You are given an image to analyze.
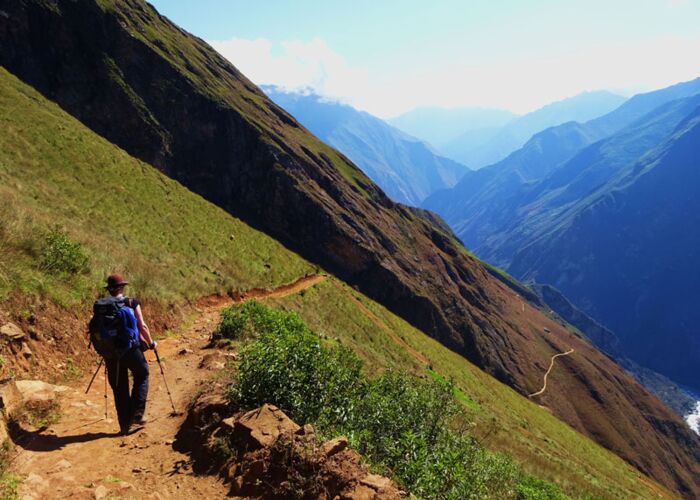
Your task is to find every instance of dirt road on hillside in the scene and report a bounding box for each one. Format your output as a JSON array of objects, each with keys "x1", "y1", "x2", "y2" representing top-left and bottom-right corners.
[
  {"x1": 9, "y1": 275, "x2": 325, "y2": 499},
  {"x1": 528, "y1": 349, "x2": 574, "y2": 398}
]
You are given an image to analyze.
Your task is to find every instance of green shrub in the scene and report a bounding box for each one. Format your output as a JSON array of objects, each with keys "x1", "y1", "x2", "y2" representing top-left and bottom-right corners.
[
  {"x1": 516, "y1": 475, "x2": 567, "y2": 499},
  {"x1": 0, "y1": 472, "x2": 21, "y2": 500},
  {"x1": 39, "y1": 227, "x2": 89, "y2": 275},
  {"x1": 336, "y1": 372, "x2": 519, "y2": 499},
  {"x1": 231, "y1": 301, "x2": 363, "y2": 425},
  {"x1": 214, "y1": 300, "x2": 306, "y2": 341},
  {"x1": 231, "y1": 301, "x2": 563, "y2": 499}
]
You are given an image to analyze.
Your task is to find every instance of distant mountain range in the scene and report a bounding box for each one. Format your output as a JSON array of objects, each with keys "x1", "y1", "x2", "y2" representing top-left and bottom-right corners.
[
  {"x1": 388, "y1": 106, "x2": 516, "y2": 149},
  {"x1": 262, "y1": 87, "x2": 469, "y2": 205},
  {"x1": 425, "y1": 77, "x2": 700, "y2": 393},
  {"x1": 444, "y1": 91, "x2": 627, "y2": 168}
]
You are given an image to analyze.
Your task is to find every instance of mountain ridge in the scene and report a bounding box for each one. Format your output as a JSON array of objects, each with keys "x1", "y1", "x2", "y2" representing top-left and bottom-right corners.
[
  {"x1": 262, "y1": 86, "x2": 469, "y2": 205},
  {"x1": 442, "y1": 90, "x2": 627, "y2": 168},
  {"x1": 426, "y1": 84, "x2": 700, "y2": 396},
  {"x1": 389, "y1": 106, "x2": 517, "y2": 149}
]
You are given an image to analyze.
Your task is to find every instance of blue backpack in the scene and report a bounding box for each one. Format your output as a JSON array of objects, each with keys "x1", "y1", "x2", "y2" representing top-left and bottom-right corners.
[{"x1": 89, "y1": 296, "x2": 139, "y2": 360}]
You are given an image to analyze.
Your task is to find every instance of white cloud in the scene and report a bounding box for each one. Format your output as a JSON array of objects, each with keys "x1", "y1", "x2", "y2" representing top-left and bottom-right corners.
[
  {"x1": 209, "y1": 35, "x2": 700, "y2": 118},
  {"x1": 209, "y1": 37, "x2": 371, "y2": 107}
]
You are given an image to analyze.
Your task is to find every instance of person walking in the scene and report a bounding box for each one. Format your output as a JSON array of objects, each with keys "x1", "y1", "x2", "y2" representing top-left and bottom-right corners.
[{"x1": 92, "y1": 273, "x2": 157, "y2": 435}]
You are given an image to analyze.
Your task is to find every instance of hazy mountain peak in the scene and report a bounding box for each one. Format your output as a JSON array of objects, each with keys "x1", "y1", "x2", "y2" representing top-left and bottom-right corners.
[
  {"x1": 442, "y1": 90, "x2": 627, "y2": 168},
  {"x1": 263, "y1": 86, "x2": 470, "y2": 205}
]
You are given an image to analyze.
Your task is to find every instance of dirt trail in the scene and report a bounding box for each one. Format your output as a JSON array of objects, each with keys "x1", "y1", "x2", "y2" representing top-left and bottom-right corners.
[
  {"x1": 528, "y1": 349, "x2": 574, "y2": 398},
  {"x1": 9, "y1": 275, "x2": 324, "y2": 499},
  {"x1": 233, "y1": 274, "x2": 326, "y2": 302}
]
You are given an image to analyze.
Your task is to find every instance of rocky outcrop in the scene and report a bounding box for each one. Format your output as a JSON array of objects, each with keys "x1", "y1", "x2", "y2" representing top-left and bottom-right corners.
[
  {"x1": 0, "y1": 323, "x2": 25, "y2": 341},
  {"x1": 181, "y1": 391, "x2": 402, "y2": 499}
]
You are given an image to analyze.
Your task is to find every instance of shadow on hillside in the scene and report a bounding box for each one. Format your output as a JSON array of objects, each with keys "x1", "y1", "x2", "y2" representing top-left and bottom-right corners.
[{"x1": 8, "y1": 419, "x2": 120, "y2": 452}]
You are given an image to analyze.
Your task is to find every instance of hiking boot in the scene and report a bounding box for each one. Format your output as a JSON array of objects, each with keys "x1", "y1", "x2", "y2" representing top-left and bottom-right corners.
[{"x1": 132, "y1": 415, "x2": 147, "y2": 426}]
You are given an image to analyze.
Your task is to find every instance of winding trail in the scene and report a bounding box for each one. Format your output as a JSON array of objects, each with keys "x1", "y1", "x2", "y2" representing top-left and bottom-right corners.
[
  {"x1": 9, "y1": 275, "x2": 324, "y2": 499},
  {"x1": 528, "y1": 348, "x2": 574, "y2": 398}
]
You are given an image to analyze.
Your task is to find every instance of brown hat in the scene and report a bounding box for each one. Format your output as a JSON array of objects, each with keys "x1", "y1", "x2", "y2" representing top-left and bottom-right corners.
[{"x1": 106, "y1": 273, "x2": 129, "y2": 290}]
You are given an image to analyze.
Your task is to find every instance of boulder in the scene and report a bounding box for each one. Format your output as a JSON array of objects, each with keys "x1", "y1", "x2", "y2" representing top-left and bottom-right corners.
[
  {"x1": 0, "y1": 322, "x2": 24, "y2": 341},
  {"x1": 187, "y1": 388, "x2": 229, "y2": 428},
  {"x1": 0, "y1": 380, "x2": 23, "y2": 416},
  {"x1": 232, "y1": 404, "x2": 299, "y2": 449},
  {"x1": 93, "y1": 484, "x2": 110, "y2": 500},
  {"x1": 361, "y1": 474, "x2": 394, "y2": 491},
  {"x1": 15, "y1": 380, "x2": 68, "y2": 407},
  {"x1": 199, "y1": 352, "x2": 226, "y2": 371},
  {"x1": 320, "y1": 436, "x2": 348, "y2": 457}
]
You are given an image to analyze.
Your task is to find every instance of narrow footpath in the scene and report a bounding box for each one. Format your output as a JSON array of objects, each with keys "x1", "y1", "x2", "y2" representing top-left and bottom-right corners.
[
  {"x1": 10, "y1": 275, "x2": 325, "y2": 499},
  {"x1": 528, "y1": 349, "x2": 574, "y2": 398}
]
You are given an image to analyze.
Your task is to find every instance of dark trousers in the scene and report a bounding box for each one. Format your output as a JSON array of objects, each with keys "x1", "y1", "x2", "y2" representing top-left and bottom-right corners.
[{"x1": 106, "y1": 347, "x2": 149, "y2": 432}]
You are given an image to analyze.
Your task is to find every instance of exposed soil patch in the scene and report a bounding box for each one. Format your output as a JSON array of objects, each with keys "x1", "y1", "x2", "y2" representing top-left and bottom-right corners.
[{"x1": 181, "y1": 392, "x2": 402, "y2": 499}]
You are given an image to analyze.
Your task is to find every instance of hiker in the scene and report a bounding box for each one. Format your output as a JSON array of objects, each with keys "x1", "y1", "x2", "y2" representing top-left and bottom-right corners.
[{"x1": 90, "y1": 274, "x2": 157, "y2": 435}]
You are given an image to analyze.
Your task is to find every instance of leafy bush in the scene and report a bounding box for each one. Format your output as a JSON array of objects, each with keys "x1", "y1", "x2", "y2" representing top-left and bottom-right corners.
[
  {"x1": 230, "y1": 301, "x2": 363, "y2": 425},
  {"x1": 39, "y1": 227, "x2": 89, "y2": 274},
  {"x1": 336, "y1": 372, "x2": 520, "y2": 499},
  {"x1": 516, "y1": 476, "x2": 568, "y2": 499},
  {"x1": 230, "y1": 301, "x2": 565, "y2": 499},
  {"x1": 214, "y1": 300, "x2": 306, "y2": 342}
]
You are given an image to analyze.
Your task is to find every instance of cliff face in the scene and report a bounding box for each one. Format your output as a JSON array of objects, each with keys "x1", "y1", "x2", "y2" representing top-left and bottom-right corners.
[{"x1": 1, "y1": 0, "x2": 699, "y2": 493}]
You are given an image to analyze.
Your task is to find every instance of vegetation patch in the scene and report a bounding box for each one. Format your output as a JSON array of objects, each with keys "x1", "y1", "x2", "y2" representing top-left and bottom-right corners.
[
  {"x1": 222, "y1": 301, "x2": 566, "y2": 499},
  {"x1": 267, "y1": 279, "x2": 661, "y2": 498},
  {"x1": 0, "y1": 471, "x2": 21, "y2": 500},
  {"x1": 39, "y1": 227, "x2": 89, "y2": 275},
  {"x1": 12, "y1": 399, "x2": 62, "y2": 430},
  {"x1": 0, "y1": 440, "x2": 20, "y2": 500}
]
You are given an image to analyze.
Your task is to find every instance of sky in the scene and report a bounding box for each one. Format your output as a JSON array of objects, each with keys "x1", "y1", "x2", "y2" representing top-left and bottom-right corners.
[{"x1": 149, "y1": 0, "x2": 700, "y2": 118}]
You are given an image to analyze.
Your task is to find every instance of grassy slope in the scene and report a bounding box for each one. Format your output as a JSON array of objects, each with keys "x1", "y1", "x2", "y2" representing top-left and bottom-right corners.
[
  {"x1": 268, "y1": 279, "x2": 667, "y2": 499},
  {"x1": 0, "y1": 68, "x2": 669, "y2": 498},
  {"x1": 0, "y1": 67, "x2": 313, "y2": 306}
]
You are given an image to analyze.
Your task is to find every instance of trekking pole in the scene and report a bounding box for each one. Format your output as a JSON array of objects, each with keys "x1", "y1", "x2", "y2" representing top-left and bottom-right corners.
[
  {"x1": 153, "y1": 347, "x2": 180, "y2": 416},
  {"x1": 85, "y1": 358, "x2": 104, "y2": 394},
  {"x1": 104, "y1": 364, "x2": 108, "y2": 420}
]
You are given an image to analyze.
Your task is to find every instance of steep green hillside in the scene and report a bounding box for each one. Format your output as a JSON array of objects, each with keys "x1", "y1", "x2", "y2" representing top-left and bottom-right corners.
[
  {"x1": 0, "y1": 66, "x2": 313, "y2": 307},
  {"x1": 0, "y1": 66, "x2": 677, "y2": 499},
  {"x1": 266, "y1": 279, "x2": 669, "y2": 499}
]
